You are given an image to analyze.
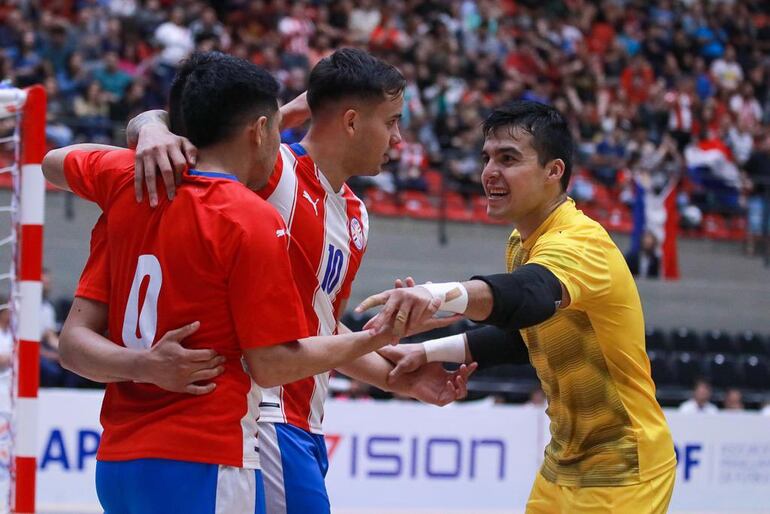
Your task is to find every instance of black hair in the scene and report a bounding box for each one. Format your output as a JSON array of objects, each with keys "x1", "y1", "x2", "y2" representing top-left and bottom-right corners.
[
  {"x1": 482, "y1": 101, "x2": 574, "y2": 191},
  {"x1": 168, "y1": 52, "x2": 279, "y2": 148},
  {"x1": 307, "y1": 48, "x2": 405, "y2": 113}
]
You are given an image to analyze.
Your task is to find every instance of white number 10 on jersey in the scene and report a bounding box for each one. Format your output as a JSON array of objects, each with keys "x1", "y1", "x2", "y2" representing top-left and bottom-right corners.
[{"x1": 122, "y1": 254, "x2": 163, "y2": 350}]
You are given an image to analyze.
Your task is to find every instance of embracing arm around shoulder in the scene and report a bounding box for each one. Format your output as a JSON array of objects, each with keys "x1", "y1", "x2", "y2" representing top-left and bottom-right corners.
[{"x1": 42, "y1": 143, "x2": 124, "y2": 191}]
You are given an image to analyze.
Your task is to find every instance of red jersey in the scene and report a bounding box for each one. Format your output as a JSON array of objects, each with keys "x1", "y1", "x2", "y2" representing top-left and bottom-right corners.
[
  {"x1": 257, "y1": 143, "x2": 368, "y2": 433},
  {"x1": 65, "y1": 149, "x2": 308, "y2": 468}
]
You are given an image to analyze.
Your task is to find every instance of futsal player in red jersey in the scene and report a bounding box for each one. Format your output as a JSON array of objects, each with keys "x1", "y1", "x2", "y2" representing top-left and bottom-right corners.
[
  {"x1": 126, "y1": 49, "x2": 475, "y2": 514},
  {"x1": 43, "y1": 52, "x2": 403, "y2": 514}
]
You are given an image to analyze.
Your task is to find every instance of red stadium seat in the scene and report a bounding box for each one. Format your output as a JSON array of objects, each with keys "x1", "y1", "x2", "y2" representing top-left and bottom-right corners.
[
  {"x1": 400, "y1": 190, "x2": 438, "y2": 220},
  {"x1": 365, "y1": 187, "x2": 401, "y2": 217}
]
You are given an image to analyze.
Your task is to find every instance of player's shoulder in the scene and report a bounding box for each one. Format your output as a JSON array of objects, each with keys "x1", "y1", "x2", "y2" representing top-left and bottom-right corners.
[
  {"x1": 70, "y1": 147, "x2": 134, "y2": 169},
  {"x1": 205, "y1": 183, "x2": 285, "y2": 237},
  {"x1": 547, "y1": 205, "x2": 611, "y2": 244}
]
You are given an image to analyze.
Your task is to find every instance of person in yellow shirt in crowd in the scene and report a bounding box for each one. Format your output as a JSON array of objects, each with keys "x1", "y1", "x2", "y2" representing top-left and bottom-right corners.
[{"x1": 360, "y1": 101, "x2": 676, "y2": 513}]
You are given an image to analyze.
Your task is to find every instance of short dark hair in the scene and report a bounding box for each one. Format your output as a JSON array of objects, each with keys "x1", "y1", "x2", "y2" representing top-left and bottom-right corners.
[
  {"x1": 168, "y1": 52, "x2": 279, "y2": 148},
  {"x1": 482, "y1": 101, "x2": 574, "y2": 191},
  {"x1": 307, "y1": 48, "x2": 405, "y2": 113}
]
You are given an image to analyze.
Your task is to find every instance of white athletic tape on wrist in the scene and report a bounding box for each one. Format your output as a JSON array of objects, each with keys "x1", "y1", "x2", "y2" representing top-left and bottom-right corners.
[
  {"x1": 423, "y1": 334, "x2": 466, "y2": 363},
  {"x1": 420, "y1": 282, "x2": 469, "y2": 314}
]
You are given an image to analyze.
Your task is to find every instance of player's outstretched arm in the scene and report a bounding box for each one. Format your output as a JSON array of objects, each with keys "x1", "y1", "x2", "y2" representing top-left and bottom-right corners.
[
  {"x1": 379, "y1": 326, "x2": 529, "y2": 384},
  {"x1": 356, "y1": 279, "x2": 494, "y2": 335},
  {"x1": 60, "y1": 297, "x2": 225, "y2": 394},
  {"x1": 243, "y1": 320, "x2": 405, "y2": 389},
  {"x1": 357, "y1": 265, "x2": 569, "y2": 335},
  {"x1": 42, "y1": 143, "x2": 125, "y2": 192},
  {"x1": 334, "y1": 322, "x2": 474, "y2": 406}
]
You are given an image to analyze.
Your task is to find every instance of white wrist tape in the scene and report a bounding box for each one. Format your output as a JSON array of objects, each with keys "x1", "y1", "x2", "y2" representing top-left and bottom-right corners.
[
  {"x1": 423, "y1": 334, "x2": 466, "y2": 364},
  {"x1": 420, "y1": 282, "x2": 469, "y2": 314}
]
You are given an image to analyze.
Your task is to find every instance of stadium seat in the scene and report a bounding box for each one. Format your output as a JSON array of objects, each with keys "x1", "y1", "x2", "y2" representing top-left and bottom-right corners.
[
  {"x1": 645, "y1": 328, "x2": 669, "y2": 352},
  {"x1": 443, "y1": 191, "x2": 475, "y2": 223},
  {"x1": 670, "y1": 328, "x2": 704, "y2": 353},
  {"x1": 648, "y1": 350, "x2": 675, "y2": 386},
  {"x1": 742, "y1": 356, "x2": 770, "y2": 390},
  {"x1": 400, "y1": 191, "x2": 438, "y2": 220},
  {"x1": 703, "y1": 329, "x2": 737, "y2": 354},
  {"x1": 736, "y1": 331, "x2": 768, "y2": 357},
  {"x1": 703, "y1": 214, "x2": 731, "y2": 240},
  {"x1": 423, "y1": 169, "x2": 443, "y2": 195},
  {"x1": 707, "y1": 353, "x2": 741, "y2": 389},
  {"x1": 365, "y1": 188, "x2": 401, "y2": 217},
  {"x1": 672, "y1": 352, "x2": 704, "y2": 388}
]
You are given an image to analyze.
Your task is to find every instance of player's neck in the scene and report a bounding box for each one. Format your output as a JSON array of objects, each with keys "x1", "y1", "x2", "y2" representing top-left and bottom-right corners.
[
  {"x1": 194, "y1": 148, "x2": 253, "y2": 189},
  {"x1": 301, "y1": 131, "x2": 349, "y2": 193},
  {"x1": 516, "y1": 193, "x2": 568, "y2": 242}
]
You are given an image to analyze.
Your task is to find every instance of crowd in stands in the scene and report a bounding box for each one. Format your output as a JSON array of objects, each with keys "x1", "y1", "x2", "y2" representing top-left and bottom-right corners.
[{"x1": 2, "y1": 0, "x2": 770, "y2": 257}]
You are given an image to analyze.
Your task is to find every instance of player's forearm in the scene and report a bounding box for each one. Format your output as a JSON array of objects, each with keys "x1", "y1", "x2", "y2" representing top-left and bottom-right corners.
[
  {"x1": 279, "y1": 92, "x2": 310, "y2": 129},
  {"x1": 245, "y1": 331, "x2": 390, "y2": 388},
  {"x1": 42, "y1": 144, "x2": 124, "y2": 191},
  {"x1": 126, "y1": 110, "x2": 170, "y2": 148},
  {"x1": 335, "y1": 351, "x2": 396, "y2": 392},
  {"x1": 459, "y1": 279, "x2": 495, "y2": 320},
  {"x1": 59, "y1": 326, "x2": 143, "y2": 383}
]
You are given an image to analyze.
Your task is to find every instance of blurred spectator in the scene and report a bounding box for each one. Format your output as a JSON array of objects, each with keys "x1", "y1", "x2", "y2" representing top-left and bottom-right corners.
[
  {"x1": 278, "y1": 2, "x2": 315, "y2": 68},
  {"x1": 190, "y1": 7, "x2": 231, "y2": 52},
  {"x1": 93, "y1": 51, "x2": 133, "y2": 102},
  {"x1": 349, "y1": 0, "x2": 382, "y2": 42},
  {"x1": 710, "y1": 46, "x2": 743, "y2": 93},
  {"x1": 590, "y1": 127, "x2": 627, "y2": 186},
  {"x1": 743, "y1": 132, "x2": 770, "y2": 256},
  {"x1": 445, "y1": 129, "x2": 483, "y2": 201},
  {"x1": 393, "y1": 128, "x2": 428, "y2": 193},
  {"x1": 722, "y1": 388, "x2": 744, "y2": 411},
  {"x1": 44, "y1": 77, "x2": 74, "y2": 148},
  {"x1": 525, "y1": 387, "x2": 546, "y2": 408},
  {"x1": 626, "y1": 230, "x2": 660, "y2": 279},
  {"x1": 154, "y1": 7, "x2": 193, "y2": 67},
  {"x1": 679, "y1": 379, "x2": 718, "y2": 414},
  {"x1": 73, "y1": 81, "x2": 112, "y2": 142},
  {"x1": 39, "y1": 269, "x2": 63, "y2": 388}
]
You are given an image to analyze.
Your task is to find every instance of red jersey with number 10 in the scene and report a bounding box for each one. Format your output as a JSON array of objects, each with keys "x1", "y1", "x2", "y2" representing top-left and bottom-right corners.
[
  {"x1": 256, "y1": 143, "x2": 369, "y2": 434},
  {"x1": 65, "y1": 149, "x2": 308, "y2": 468}
]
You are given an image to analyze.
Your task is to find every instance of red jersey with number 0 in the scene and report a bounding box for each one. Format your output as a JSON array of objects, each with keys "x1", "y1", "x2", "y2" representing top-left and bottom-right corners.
[{"x1": 65, "y1": 149, "x2": 308, "y2": 468}]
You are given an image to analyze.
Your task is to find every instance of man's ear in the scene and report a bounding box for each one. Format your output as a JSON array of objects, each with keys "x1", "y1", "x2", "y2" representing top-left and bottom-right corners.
[
  {"x1": 546, "y1": 158, "x2": 565, "y2": 185},
  {"x1": 343, "y1": 109, "x2": 357, "y2": 137}
]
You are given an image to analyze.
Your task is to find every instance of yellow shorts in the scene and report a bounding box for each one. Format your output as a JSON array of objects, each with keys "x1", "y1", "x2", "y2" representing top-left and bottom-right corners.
[{"x1": 525, "y1": 467, "x2": 676, "y2": 514}]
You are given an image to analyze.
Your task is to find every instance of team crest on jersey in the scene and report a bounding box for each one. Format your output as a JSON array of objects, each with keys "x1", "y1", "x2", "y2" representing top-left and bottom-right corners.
[{"x1": 350, "y1": 217, "x2": 364, "y2": 250}]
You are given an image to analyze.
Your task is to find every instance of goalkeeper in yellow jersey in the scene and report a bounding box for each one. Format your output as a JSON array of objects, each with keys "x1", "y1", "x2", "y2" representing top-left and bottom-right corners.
[{"x1": 358, "y1": 101, "x2": 676, "y2": 513}]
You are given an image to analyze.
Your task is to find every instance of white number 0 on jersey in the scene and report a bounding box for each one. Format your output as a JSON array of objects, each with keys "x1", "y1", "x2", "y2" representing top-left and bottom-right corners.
[{"x1": 122, "y1": 254, "x2": 163, "y2": 350}]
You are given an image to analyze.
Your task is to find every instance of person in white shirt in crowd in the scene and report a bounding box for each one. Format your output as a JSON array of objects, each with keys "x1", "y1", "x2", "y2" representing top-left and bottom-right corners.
[
  {"x1": 154, "y1": 7, "x2": 193, "y2": 67},
  {"x1": 709, "y1": 45, "x2": 743, "y2": 92},
  {"x1": 679, "y1": 378, "x2": 719, "y2": 414},
  {"x1": 727, "y1": 117, "x2": 754, "y2": 166}
]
